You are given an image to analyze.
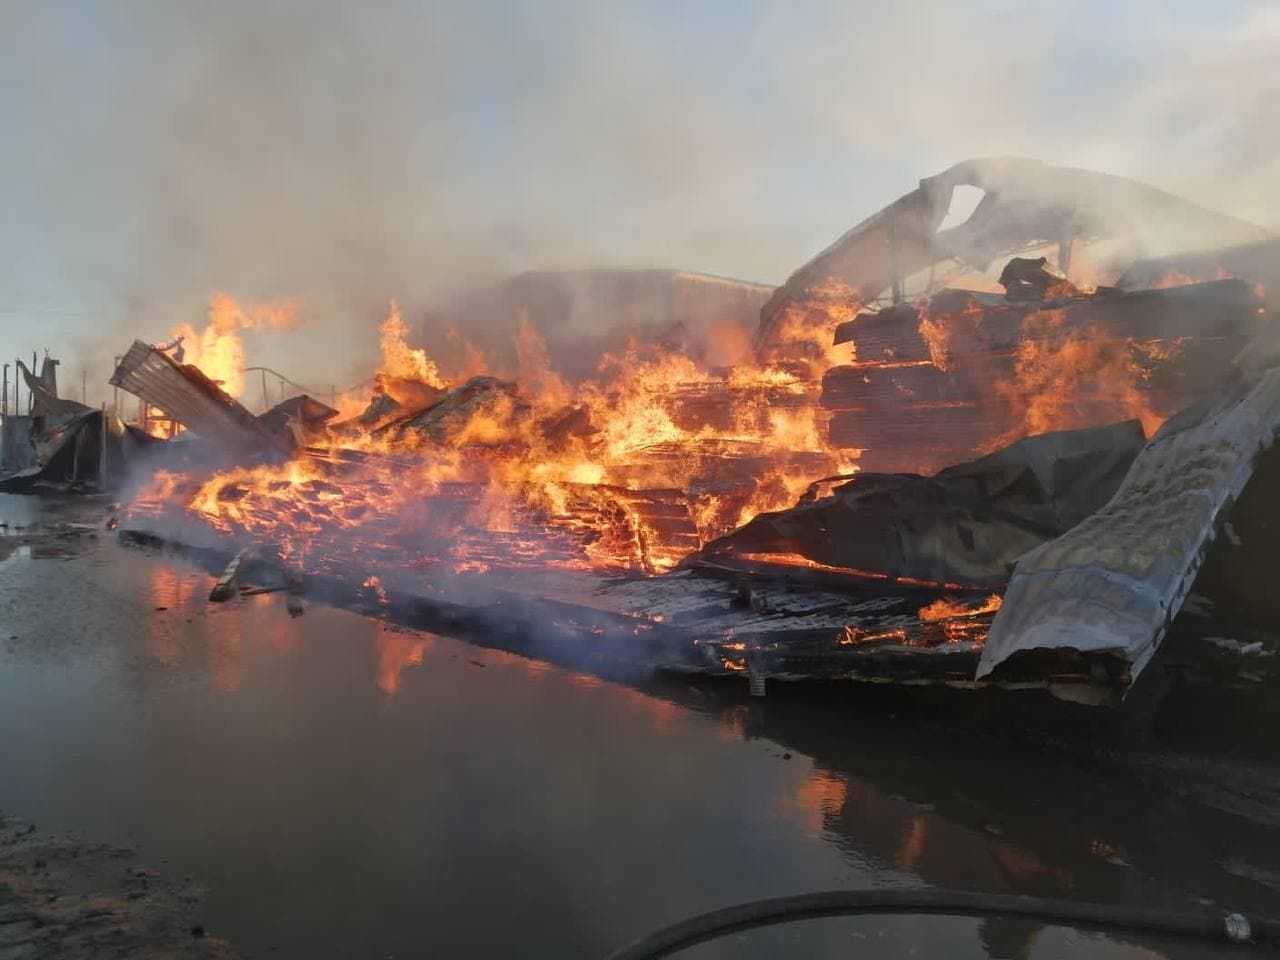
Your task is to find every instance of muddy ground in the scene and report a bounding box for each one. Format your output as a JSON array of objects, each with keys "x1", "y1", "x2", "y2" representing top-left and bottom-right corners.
[{"x1": 0, "y1": 813, "x2": 236, "y2": 959}]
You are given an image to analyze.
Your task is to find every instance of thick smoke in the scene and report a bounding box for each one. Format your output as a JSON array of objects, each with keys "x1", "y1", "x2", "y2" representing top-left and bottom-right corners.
[{"x1": 0, "y1": 1, "x2": 1276, "y2": 397}]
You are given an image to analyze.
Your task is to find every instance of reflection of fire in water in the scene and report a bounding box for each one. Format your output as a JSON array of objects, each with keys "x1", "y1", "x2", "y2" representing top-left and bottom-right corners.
[
  {"x1": 209, "y1": 632, "x2": 242, "y2": 694},
  {"x1": 374, "y1": 624, "x2": 430, "y2": 696},
  {"x1": 145, "y1": 567, "x2": 198, "y2": 667},
  {"x1": 145, "y1": 563, "x2": 244, "y2": 693},
  {"x1": 786, "y1": 768, "x2": 850, "y2": 837},
  {"x1": 896, "y1": 816, "x2": 930, "y2": 871}
]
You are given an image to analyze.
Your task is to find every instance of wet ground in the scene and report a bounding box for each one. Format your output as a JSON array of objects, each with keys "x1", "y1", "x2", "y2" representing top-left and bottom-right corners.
[{"x1": 0, "y1": 495, "x2": 1277, "y2": 959}]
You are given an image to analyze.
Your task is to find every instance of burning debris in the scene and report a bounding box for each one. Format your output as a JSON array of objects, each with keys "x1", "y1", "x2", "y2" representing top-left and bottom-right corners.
[
  {"x1": 110, "y1": 340, "x2": 286, "y2": 454},
  {"x1": 692, "y1": 420, "x2": 1146, "y2": 587},
  {"x1": 58, "y1": 156, "x2": 1280, "y2": 715},
  {"x1": 979, "y1": 364, "x2": 1280, "y2": 686}
]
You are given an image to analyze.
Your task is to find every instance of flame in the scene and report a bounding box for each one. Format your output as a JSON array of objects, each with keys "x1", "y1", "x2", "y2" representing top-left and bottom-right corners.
[
  {"x1": 838, "y1": 625, "x2": 908, "y2": 646},
  {"x1": 1149, "y1": 265, "x2": 1231, "y2": 289},
  {"x1": 168, "y1": 292, "x2": 301, "y2": 397},
  {"x1": 917, "y1": 315, "x2": 952, "y2": 372},
  {"x1": 133, "y1": 300, "x2": 855, "y2": 577},
  {"x1": 132, "y1": 262, "x2": 1200, "y2": 587},
  {"x1": 990, "y1": 308, "x2": 1165, "y2": 443},
  {"x1": 917, "y1": 594, "x2": 1002, "y2": 621},
  {"x1": 378, "y1": 300, "x2": 445, "y2": 389},
  {"x1": 757, "y1": 277, "x2": 862, "y2": 374}
]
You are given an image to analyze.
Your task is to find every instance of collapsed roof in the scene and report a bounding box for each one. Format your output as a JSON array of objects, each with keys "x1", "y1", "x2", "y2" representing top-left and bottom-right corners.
[
  {"x1": 692, "y1": 419, "x2": 1145, "y2": 585},
  {"x1": 109, "y1": 340, "x2": 285, "y2": 453},
  {"x1": 978, "y1": 362, "x2": 1280, "y2": 686},
  {"x1": 758, "y1": 157, "x2": 1269, "y2": 347}
]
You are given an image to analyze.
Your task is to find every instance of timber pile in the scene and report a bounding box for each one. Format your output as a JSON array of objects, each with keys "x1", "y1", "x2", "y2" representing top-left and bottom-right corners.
[{"x1": 820, "y1": 279, "x2": 1265, "y2": 473}]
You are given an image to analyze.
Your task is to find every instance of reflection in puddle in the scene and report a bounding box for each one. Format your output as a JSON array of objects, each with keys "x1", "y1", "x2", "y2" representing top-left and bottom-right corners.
[
  {"x1": 147, "y1": 566, "x2": 201, "y2": 609},
  {"x1": 374, "y1": 624, "x2": 430, "y2": 696},
  {"x1": 210, "y1": 632, "x2": 242, "y2": 693},
  {"x1": 786, "y1": 768, "x2": 849, "y2": 837},
  {"x1": 717, "y1": 704, "x2": 749, "y2": 742},
  {"x1": 144, "y1": 564, "x2": 245, "y2": 693},
  {"x1": 896, "y1": 815, "x2": 929, "y2": 871}
]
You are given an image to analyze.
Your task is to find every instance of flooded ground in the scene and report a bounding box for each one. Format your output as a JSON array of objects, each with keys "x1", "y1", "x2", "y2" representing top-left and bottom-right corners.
[{"x1": 0, "y1": 495, "x2": 1276, "y2": 959}]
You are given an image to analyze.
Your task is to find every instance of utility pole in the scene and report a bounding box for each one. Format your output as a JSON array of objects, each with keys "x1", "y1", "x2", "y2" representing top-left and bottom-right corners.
[
  {"x1": 99, "y1": 403, "x2": 108, "y2": 489},
  {"x1": 82, "y1": 369, "x2": 87, "y2": 403},
  {"x1": 2, "y1": 363, "x2": 8, "y2": 417}
]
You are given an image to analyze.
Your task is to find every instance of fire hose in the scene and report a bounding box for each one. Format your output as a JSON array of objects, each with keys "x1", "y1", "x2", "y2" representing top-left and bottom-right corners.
[{"x1": 603, "y1": 889, "x2": 1280, "y2": 959}]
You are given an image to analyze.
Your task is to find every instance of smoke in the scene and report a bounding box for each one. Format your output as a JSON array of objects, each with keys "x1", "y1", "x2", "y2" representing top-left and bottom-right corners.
[{"x1": 0, "y1": 1, "x2": 1276, "y2": 395}]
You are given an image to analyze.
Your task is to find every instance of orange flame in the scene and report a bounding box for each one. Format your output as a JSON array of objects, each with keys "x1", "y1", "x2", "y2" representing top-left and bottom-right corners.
[
  {"x1": 917, "y1": 594, "x2": 1002, "y2": 621},
  {"x1": 135, "y1": 301, "x2": 855, "y2": 577},
  {"x1": 169, "y1": 292, "x2": 301, "y2": 397}
]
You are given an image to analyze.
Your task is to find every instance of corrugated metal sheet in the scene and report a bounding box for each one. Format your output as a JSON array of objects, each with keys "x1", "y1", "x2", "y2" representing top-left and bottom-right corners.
[
  {"x1": 109, "y1": 340, "x2": 278, "y2": 449},
  {"x1": 977, "y1": 368, "x2": 1280, "y2": 685}
]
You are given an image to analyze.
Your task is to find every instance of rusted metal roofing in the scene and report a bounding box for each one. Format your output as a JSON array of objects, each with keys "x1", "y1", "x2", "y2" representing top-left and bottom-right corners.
[
  {"x1": 109, "y1": 340, "x2": 280, "y2": 450},
  {"x1": 978, "y1": 366, "x2": 1280, "y2": 687}
]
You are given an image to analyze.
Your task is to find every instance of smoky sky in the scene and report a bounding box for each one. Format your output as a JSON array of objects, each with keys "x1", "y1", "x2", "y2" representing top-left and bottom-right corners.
[{"x1": 1, "y1": 0, "x2": 1277, "y2": 394}]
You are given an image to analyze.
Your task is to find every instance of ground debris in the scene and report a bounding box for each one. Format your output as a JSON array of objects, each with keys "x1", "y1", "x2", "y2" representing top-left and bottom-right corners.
[{"x1": 0, "y1": 815, "x2": 239, "y2": 959}]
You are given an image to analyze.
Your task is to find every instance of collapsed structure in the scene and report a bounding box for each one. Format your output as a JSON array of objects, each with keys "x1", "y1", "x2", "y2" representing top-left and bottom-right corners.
[
  {"x1": 0, "y1": 354, "x2": 160, "y2": 493},
  {"x1": 13, "y1": 156, "x2": 1277, "y2": 717}
]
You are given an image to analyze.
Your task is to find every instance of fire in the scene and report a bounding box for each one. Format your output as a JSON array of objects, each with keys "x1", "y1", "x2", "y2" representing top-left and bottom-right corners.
[
  {"x1": 136, "y1": 297, "x2": 855, "y2": 577},
  {"x1": 132, "y1": 255, "x2": 1198, "y2": 587},
  {"x1": 757, "y1": 277, "x2": 862, "y2": 374},
  {"x1": 379, "y1": 300, "x2": 445, "y2": 389},
  {"x1": 839, "y1": 626, "x2": 908, "y2": 646},
  {"x1": 917, "y1": 315, "x2": 952, "y2": 372},
  {"x1": 1149, "y1": 265, "x2": 1231, "y2": 289},
  {"x1": 917, "y1": 594, "x2": 1002, "y2": 621},
  {"x1": 168, "y1": 292, "x2": 301, "y2": 397},
  {"x1": 990, "y1": 309, "x2": 1165, "y2": 443}
]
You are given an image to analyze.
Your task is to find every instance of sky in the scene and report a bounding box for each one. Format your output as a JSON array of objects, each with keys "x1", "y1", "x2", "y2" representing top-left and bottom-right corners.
[{"x1": 1, "y1": 0, "x2": 1277, "y2": 399}]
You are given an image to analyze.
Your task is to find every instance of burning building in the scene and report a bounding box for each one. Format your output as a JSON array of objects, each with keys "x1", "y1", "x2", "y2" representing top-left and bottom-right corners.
[{"x1": 93, "y1": 157, "x2": 1280, "y2": 718}]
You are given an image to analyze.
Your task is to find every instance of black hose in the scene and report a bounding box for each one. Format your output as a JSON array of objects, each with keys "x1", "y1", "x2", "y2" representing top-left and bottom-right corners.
[{"x1": 603, "y1": 889, "x2": 1280, "y2": 960}]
